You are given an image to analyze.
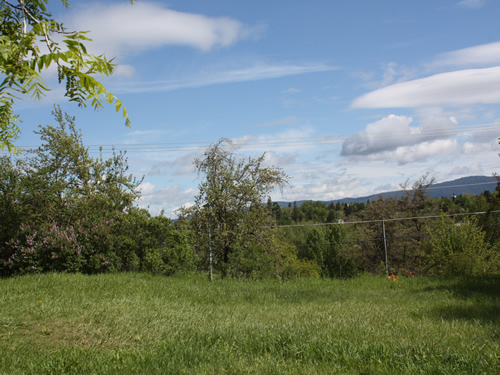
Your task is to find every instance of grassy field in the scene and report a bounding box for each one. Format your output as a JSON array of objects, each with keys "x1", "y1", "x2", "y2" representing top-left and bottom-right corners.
[{"x1": 0, "y1": 273, "x2": 498, "y2": 374}]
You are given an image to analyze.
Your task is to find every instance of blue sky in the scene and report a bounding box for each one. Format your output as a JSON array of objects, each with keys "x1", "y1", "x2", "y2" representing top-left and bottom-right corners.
[{"x1": 7, "y1": 0, "x2": 500, "y2": 217}]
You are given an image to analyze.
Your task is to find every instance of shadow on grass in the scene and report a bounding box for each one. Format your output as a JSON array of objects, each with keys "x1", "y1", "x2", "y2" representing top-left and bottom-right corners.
[{"x1": 425, "y1": 274, "x2": 500, "y2": 324}]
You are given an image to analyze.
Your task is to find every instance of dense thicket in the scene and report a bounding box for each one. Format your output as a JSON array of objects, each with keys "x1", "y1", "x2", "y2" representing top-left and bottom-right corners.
[{"x1": 0, "y1": 107, "x2": 191, "y2": 277}]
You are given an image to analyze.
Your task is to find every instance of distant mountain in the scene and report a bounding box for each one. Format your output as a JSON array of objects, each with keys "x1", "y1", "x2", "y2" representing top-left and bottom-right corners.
[{"x1": 277, "y1": 175, "x2": 498, "y2": 207}]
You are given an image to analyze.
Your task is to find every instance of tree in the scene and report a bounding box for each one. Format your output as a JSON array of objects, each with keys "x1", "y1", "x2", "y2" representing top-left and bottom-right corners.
[
  {"x1": 0, "y1": 108, "x2": 194, "y2": 276},
  {"x1": 180, "y1": 139, "x2": 291, "y2": 278},
  {"x1": 19, "y1": 106, "x2": 142, "y2": 225},
  {"x1": 0, "y1": 0, "x2": 133, "y2": 152},
  {"x1": 0, "y1": 106, "x2": 143, "y2": 275}
]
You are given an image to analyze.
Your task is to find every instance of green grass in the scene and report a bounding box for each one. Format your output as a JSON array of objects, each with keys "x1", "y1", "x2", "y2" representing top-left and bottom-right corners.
[{"x1": 0, "y1": 273, "x2": 498, "y2": 374}]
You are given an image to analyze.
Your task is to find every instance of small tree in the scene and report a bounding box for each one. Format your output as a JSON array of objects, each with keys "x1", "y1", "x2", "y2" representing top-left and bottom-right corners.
[{"x1": 180, "y1": 139, "x2": 291, "y2": 278}]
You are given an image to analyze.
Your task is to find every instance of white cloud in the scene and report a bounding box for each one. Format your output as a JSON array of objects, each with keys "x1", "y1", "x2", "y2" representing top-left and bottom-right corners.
[
  {"x1": 138, "y1": 181, "x2": 156, "y2": 196},
  {"x1": 433, "y1": 41, "x2": 500, "y2": 68},
  {"x1": 137, "y1": 183, "x2": 197, "y2": 217},
  {"x1": 449, "y1": 162, "x2": 484, "y2": 176},
  {"x1": 113, "y1": 64, "x2": 136, "y2": 78},
  {"x1": 341, "y1": 115, "x2": 457, "y2": 158},
  {"x1": 352, "y1": 67, "x2": 500, "y2": 108},
  {"x1": 356, "y1": 138, "x2": 458, "y2": 166},
  {"x1": 391, "y1": 139, "x2": 459, "y2": 164},
  {"x1": 68, "y1": 3, "x2": 261, "y2": 57}
]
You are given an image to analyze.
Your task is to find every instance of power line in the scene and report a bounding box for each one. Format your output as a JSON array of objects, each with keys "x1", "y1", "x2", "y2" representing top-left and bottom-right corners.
[{"x1": 3, "y1": 121, "x2": 499, "y2": 154}]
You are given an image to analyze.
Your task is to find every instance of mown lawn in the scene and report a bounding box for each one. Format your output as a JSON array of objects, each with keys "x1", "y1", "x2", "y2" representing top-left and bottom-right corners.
[{"x1": 0, "y1": 272, "x2": 498, "y2": 374}]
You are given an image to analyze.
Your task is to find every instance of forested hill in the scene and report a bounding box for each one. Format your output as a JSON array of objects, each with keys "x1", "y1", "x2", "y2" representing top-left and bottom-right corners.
[{"x1": 279, "y1": 175, "x2": 498, "y2": 207}]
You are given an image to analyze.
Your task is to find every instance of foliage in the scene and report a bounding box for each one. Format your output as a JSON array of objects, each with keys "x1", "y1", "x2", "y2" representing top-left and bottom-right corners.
[
  {"x1": 300, "y1": 225, "x2": 356, "y2": 278},
  {"x1": 4, "y1": 217, "x2": 117, "y2": 275},
  {"x1": 0, "y1": 0, "x2": 134, "y2": 152},
  {"x1": 428, "y1": 215, "x2": 499, "y2": 276},
  {"x1": 15, "y1": 106, "x2": 141, "y2": 225},
  {"x1": 180, "y1": 139, "x2": 294, "y2": 279},
  {"x1": 0, "y1": 108, "x2": 193, "y2": 277}
]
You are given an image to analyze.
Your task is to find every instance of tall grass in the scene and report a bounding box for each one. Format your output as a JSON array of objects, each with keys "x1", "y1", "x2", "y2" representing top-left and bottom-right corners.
[{"x1": 1, "y1": 273, "x2": 498, "y2": 374}]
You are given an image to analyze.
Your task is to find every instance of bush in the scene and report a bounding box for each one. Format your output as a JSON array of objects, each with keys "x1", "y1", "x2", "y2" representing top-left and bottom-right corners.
[
  {"x1": 428, "y1": 215, "x2": 499, "y2": 276},
  {"x1": 3, "y1": 217, "x2": 119, "y2": 275}
]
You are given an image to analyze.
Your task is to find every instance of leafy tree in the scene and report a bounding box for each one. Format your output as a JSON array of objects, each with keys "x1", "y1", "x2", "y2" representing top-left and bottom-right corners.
[
  {"x1": 0, "y1": 0, "x2": 133, "y2": 152},
  {"x1": 18, "y1": 106, "x2": 142, "y2": 226},
  {"x1": 180, "y1": 139, "x2": 293, "y2": 278},
  {"x1": 0, "y1": 107, "x2": 145, "y2": 276}
]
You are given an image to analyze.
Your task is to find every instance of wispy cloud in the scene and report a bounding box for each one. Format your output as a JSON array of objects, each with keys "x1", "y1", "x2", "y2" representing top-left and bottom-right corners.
[
  {"x1": 113, "y1": 63, "x2": 338, "y2": 94},
  {"x1": 457, "y1": 0, "x2": 486, "y2": 9},
  {"x1": 252, "y1": 116, "x2": 302, "y2": 128},
  {"x1": 281, "y1": 88, "x2": 301, "y2": 94}
]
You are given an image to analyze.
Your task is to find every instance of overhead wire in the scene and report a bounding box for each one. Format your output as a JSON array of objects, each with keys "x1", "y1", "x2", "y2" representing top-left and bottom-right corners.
[{"x1": 2, "y1": 121, "x2": 499, "y2": 155}]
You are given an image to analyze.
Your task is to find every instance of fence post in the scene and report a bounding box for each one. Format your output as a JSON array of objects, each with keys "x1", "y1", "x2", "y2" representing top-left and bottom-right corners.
[
  {"x1": 383, "y1": 218, "x2": 388, "y2": 277},
  {"x1": 209, "y1": 229, "x2": 213, "y2": 282}
]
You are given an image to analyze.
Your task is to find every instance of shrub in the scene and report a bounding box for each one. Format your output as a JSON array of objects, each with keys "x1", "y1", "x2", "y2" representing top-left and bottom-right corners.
[{"x1": 428, "y1": 215, "x2": 499, "y2": 276}]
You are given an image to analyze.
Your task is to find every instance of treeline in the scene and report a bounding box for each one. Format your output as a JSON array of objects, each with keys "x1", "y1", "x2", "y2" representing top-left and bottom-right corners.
[
  {"x1": 267, "y1": 190, "x2": 495, "y2": 226},
  {"x1": 1, "y1": 109, "x2": 499, "y2": 279},
  {"x1": 273, "y1": 183, "x2": 500, "y2": 277}
]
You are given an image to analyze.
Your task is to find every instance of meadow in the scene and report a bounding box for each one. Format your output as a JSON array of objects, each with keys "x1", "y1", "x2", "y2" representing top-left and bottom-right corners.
[{"x1": 0, "y1": 273, "x2": 498, "y2": 374}]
